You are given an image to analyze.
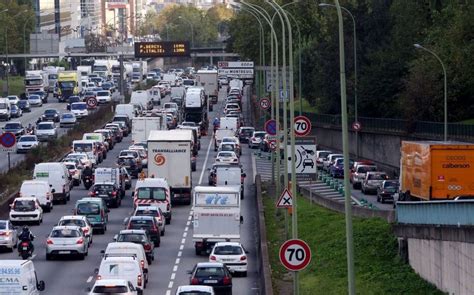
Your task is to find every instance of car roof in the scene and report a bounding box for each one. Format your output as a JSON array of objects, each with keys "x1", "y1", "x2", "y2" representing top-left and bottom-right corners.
[
  {"x1": 59, "y1": 215, "x2": 86, "y2": 221},
  {"x1": 130, "y1": 216, "x2": 155, "y2": 220},
  {"x1": 52, "y1": 225, "x2": 81, "y2": 230},
  {"x1": 177, "y1": 285, "x2": 214, "y2": 292},
  {"x1": 93, "y1": 279, "x2": 130, "y2": 286},
  {"x1": 214, "y1": 242, "x2": 242, "y2": 247},
  {"x1": 196, "y1": 262, "x2": 225, "y2": 268},
  {"x1": 119, "y1": 229, "x2": 147, "y2": 235}
]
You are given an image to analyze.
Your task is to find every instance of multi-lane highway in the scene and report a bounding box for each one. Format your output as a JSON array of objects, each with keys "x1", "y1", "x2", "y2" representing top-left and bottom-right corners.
[{"x1": 0, "y1": 88, "x2": 260, "y2": 295}]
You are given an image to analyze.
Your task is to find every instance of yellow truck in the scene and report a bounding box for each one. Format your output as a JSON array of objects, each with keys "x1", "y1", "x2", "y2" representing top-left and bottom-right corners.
[
  {"x1": 400, "y1": 141, "x2": 474, "y2": 201},
  {"x1": 56, "y1": 71, "x2": 82, "y2": 102}
]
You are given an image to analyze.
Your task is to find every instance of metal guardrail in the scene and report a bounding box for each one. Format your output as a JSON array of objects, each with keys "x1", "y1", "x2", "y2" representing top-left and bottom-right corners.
[{"x1": 397, "y1": 200, "x2": 474, "y2": 226}]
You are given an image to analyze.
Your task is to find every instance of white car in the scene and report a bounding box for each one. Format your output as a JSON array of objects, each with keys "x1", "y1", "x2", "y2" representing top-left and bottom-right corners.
[
  {"x1": 224, "y1": 103, "x2": 240, "y2": 114},
  {"x1": 0, "y1": 220, "x2": 19, "y2": 251},
  {"x1": 9, "y1": 197, "x2": 43, "y2": 225},
  {"x1": 70, "y1": 102, "x2": 89, "y2": 118},
  {"x1": 16, "y1": 135, "x2": 39, "y2": 153},
  {"x1": 57, "y1": 215, "x2": 93, "y2": 246},
  {"x1": 209, "y1": 242, "x2": 248, "y2": 276},
  {"x1": 65, "y1": 152, "x2": 93, "y2": 169},
  {"x1": 63, "y1": 161, "x2": 82, "y2": 186},
  {"x1": 249, "y1": 131, "x2": 266, "y2": 149},
  {"x1": 88, "y1": 279, "x2": 143, "y2": 295},
  {"x1": 45, "y1": 225, "x2": 88, "y2": 260},
  {"x1": 175, "y1": 285, "x2": 214, "y2": 295},
  {"x1": 35, "y1": 122, "x2": 57, "y2": 141},
  {"x1": 7, "y1": 95, "x2": 20, "y2": 105},
  {"x1": 28, "y1": 94, "x2": 43, "y2": 107},
  {"x1": 215, "y1": 151, "x2": 239, "y2": 164},
  {"x1": 221, "y1": 136, "x2": 241, "y2": 156},
  {"x1": 96, "y1": 90, "x2": 112, "y2": 104},
  {"x1": 128, "y1": 146, "x2": 148, "y2": 167}
]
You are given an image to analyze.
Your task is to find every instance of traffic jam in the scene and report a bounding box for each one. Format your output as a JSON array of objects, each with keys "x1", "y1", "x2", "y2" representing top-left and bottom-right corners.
[{"x1": 0, "y1": 66, "x2": 255, "y2": 295}]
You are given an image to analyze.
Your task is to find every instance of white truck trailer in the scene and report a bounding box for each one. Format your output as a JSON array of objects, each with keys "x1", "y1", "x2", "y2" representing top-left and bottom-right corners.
[
  {"x1": 196, "y1": 69, "x2": 218, "y2": 105},
  {"x1": 132, "y1": 116, "x2": 166, "y2": 144},
  {"x1": 192, "y1": 186, "x2": 242, "y2": 255},
  {"x1": 24, "y1": 70, "x2": 49, "y2": 94},
  {"x1": 148, "y1": 130, "x2": 193, "y2": 204}
]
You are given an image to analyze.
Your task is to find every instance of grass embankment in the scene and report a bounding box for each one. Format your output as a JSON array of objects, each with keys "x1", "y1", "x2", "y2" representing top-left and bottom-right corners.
[
  {"x1": 0, "y1": 76, "x2": 25, "y2": 96},
  {"x1": 0, "y1": 106, "x2": 115, "y2": 202},
  {"x1": 262, "y1": 189, "x2": 443, "y2": 295}
]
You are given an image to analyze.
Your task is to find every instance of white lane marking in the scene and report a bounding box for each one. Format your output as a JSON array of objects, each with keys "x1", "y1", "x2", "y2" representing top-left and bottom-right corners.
[
  {"x1": 179, "y1": 244, "x2": 184, "y2": 250},
  {"x1": 171, "y1": 273, "x2": 176, "y2": 280},
  {"x1": 86, "y1": 276, "x2": 93, "y2": 283},
  {"x1": 252, "y1": 154, "x2": 257, "y2": 184},
  {"x1": 198, "y1": 136, "x2": 213, "y2": 185},
  {"x1": 188, "y1": 215, "x2": 192, "y2": 221},
  {"x1": 173, "y1": 265, "x2": 178, "y2": 272},
  {"x1": 30, "y1": 254, "x2": 37, "y2": 260},
  {"x1": 168, "y1": 281, "x2": 173, "y2": 289},
  {"x1": 184, "y1": 226, "x2": 189, "y2": 232},
  {"x1": 186, "y1": 220, "x2": 190, "y2": 226},
  {"x1": 166, "y1": 291, "x2": 171, "y2": 295},
  {"x1": 183, "y1": 232, "x2": 187, "y2": 238},
  {"x1": 181, "y1": 238, "x2": 186, "y2": 244},
  {"x1": 178, "y1": 251, "x2": 182, "y2": 257},
  {"x1": 175, "y1": 258, "x2": 180, "y2": 264}
]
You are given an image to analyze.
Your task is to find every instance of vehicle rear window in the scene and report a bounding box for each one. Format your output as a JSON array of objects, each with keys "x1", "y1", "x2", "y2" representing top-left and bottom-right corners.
[
  {"x1": 117, "y1": 233, "x2": 147, "y2": 243},
  {"x1": 50, "y1": 229, "x2": 80, "y2": 238},
  {"x1": 136, "y1": 187, "x2": 167, "y2": 201},
  {"x1": 136, "y1": 209, "x2": 159, "y2": 218},
  {"x1": 358, "y1": 166, "x2": 377, "y2": 173},
  {"x1": 58, "y1": 219, "x2": 85, "y2": 227},
  {"x1": 37, "y1": 123, "x2": 54, "y2": 130},
  {"x1": 368, "y1": 174, "x2": 388, "y2": 180},
  {"x1": 76, "y1": 203, "x2": 100, "y2": 214},
  {"x1": 14, "y1": 200, "x2": 35, "y2": 210},
  {"x1": 214, "y1": 245, "x2": 243, "y2": 255},
  {"x1": 92, "y1": 286, "x2": 128, "y2": 293},
  {"x1": 195, "y1": 267, "x2": 225, "y2": 277},
  {"x1": 129, "y1": 219, "x2": 153, "y2": 228},
  {"x1": 0, "y1": 221, "x2": 7, "y2": 230}
]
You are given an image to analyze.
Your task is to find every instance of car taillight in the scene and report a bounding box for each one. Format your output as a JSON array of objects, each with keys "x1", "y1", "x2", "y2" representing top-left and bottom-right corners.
[
  {"x1": 241, "y1": 255, "x2": 247, "y2": 261},
  {"x1": 140, "y1": 259, "x2": 145, "y2": 269},
  {"x1": 190, "y1": 278, "x2": 199, "y2": 285},
  {"x1": 144, "y1": 243, "x2": 151, "y2": 251},
  {"x1": 76, "y1": 238, "x2": 84, "y2": 244},
  {"x1": 223, "y1": 276, "x2": 232, "y2": 285},
  {"x1": 210, "y1": 255, "x2": 216, "y2": 261},
  {"x1": 112, "y1": 191, "x2": 117, "y2": 196},
  {"x1": 46, "y1": 239, "x2": 53, "y2": 245},
  {"x1": 83, "y1": 228, "x2": 89, "y2": 234},
  {"x1": 88, "y1": 192, "x2": 95, "y2": 196},
  {"x1": 137, "y1": 275, "x2": 142, "y2": 287},
  {"x1": 96, "y1": 275, "x2": 102, "y2": 280},
  {"x1": 100, "y1": 210, "x2": 104, "y2": 219}
]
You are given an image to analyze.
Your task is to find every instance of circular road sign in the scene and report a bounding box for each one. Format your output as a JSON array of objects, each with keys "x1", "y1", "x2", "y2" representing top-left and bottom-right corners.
[
  {"x1": 259, "y1": 98, "x2": 270, "y2": 110},
  {"x1": 352, "y1": 121, "x2": 362, "y2": 131},
  {"x1": 269, "y1": 140, "x2": 277, "y2": 151},
  {"x1": 279, "y1": 239, "x2": 312, "y2": 271},
  {"x1": 264, "y1": 119, "x2": 277, "y2": 136},
  {"x1": 86, "y1": 97, "x2": 98, "y2": 109},
  {"x1": 0, "y1": 132, "x2": 16, "y2": 148},
  {"x1": 294, "y1": 116, "x2": 312, "y2": 137}
]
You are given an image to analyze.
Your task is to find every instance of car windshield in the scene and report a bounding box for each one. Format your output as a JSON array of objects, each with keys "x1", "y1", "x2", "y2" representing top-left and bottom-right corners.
[
  {"x1": 59, "y1": 81, "x2": 75, "y2": 88},
  {"x1": 97, "y1": 91, "x2": 109, "y2": 96},
  {"x1": 44, "y1": 110, "x2": 56, "y2": 115},
  {"x1": 37, "y1": 124, "x2": 53, "y2": 130},
  {"x1": 136, "y1": 187, "x2": 167, "y2": 200},
  {"x1": 58, "y1": 219, "x2": 85, "y2": 227},
  {"x1": 368, "y1": 174, "x2": 388, "y2": 181},
  {"x1": 254, "y1": 132, "x2": 265, "y2": 139},
  {"x1": 195, "y1": 267, "x2": 225, "y2": 277},
  {"x1": 14, "y1": 200, "x2": 35, "y2": 211},
  {"x1": 50, "y1": 229, "x2": 80, "y2": 238},
  {"x1": 62, "y1": 114, "x2": 74, "y2": 119},
  {"x1": 117, "y1": 233, "x2": 147, "y2": 243},
  {"x1": 129, "y1": 219, "x2": 153, "y2": 228},
  {"x1": 218, "y1": 152, "x2": 234, "y2": 158},
  {"x1": 358, "y1": 166, "x2": 377, "y2": 173},
  {"x1": 120, "y1": 151, "x2": 138, "y2": 158},
  {"x1": 28, "y1": 95, "x2": 40, "y2": 100},
  {"x1": 4, "y1": 123, "x2": 21, "y2": 129},
  {"x1": 76, "y1": 203, "x2": 100, "y2": 215},
  {"x1": 92, "y1": 286, "x2": 128, "y2": 293},
  {"x1": 220, "y1": 144, "x2": 235, "y2": 151},
  {"x1": 74, "y1": 143, "x2": 93, "y2": 152},
  {"x1": 136, "y1": 209, "x2": 159, "y2": 218},
  {"x1": 214, "y1": 245, "x2": 243, "y2": 255}
]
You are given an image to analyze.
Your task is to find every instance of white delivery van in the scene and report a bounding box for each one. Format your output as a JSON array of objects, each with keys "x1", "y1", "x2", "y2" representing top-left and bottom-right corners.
[
  {"x1": 149, "y1": 86, "x2": 162, "y2": 106},
  {"x1": 219, "y1": 117, "x2": 238, "y2": 131},
  {"x1": 33, "y1": 162, "x2": 71, "y2": 204},
  {"x1": 215, "y1": 165, "x2": 246, "y2": 199},
  {"x1": 133, "y1": 178, "x2": 172, "y2": 224},
  {"x1": 131, "y1": 90, "x2": 152, "y2": 111},
  {"x1": 96, "y1": 256, "x2": 145, "y2": 289},
  {"x1": 132, "y1": 116, "x2": 166, "y2": 144},
  {"x1": 104, "y1": 242, "x2": 149, "y2": 283},
  {"x1": 72, "y1": 140, "x2": 98, "y2": 166},
  {"x1": 115, "y1": 104, "x2": 136, "y2": 119},
  {"x1": 0, "y1": 260, "x2": 45, "y2": 294},
  {"x1": 147, "y1": 130, "x2": 193, "y2": 205},
  {"x1": 19, "y1": 180, "x2": 54, "y2": 212},
  {"x1": 83, "y1": 133, "x2": 105, "y2": 145},
  {"x1": 0, "y1": 97, "x2": 11, "y2": 121}
]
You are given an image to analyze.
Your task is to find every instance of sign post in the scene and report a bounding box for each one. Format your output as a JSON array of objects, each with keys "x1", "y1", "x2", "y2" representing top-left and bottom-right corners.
[{"x1": 279, "y1": 239, "x2": 312, "y2": 271}]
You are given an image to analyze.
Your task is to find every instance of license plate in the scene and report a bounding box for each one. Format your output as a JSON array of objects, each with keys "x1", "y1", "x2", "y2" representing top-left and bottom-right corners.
[
  {"x1": 59, "y1": 251, "x2": 70, "y2": 254},
  {"x1": 204, "y1": 280, "x2": 218, "y2": 284},
  {"x1": 22, "y1": 247, "x2": 28, "y2": 250}
]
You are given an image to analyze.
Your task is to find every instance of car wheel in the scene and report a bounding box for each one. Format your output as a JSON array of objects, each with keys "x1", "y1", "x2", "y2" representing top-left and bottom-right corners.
[
  {"x1": 46, "y1": 253, "x2": 52, "y2": 260},
  {"x1": 380, "y1": 197, "x2": 384, "y2": 204},
  {"x1": 241, "y1": 271, "x2": 247, "y2": 277},
  {"x1": 78, "y1": 253, "x2": 85, "y2": 260}
]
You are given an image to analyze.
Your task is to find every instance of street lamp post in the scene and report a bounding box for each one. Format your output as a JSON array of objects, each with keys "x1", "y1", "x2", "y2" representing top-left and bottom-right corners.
[
  {"x1": 414, "y1": 43, "x2": 448, "y2": 142},
  {"x1": 320, "y1": 3, "x2": 359, "y2": 156},
  {"x1": 178, "y1": 16, "x2": 194, "y2": 48}
]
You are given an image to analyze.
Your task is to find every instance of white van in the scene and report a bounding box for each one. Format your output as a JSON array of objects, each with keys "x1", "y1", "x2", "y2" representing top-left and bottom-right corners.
[
  {"x1": 33, "y1": 162, "x2": 71, "y2": 204},
  {"x1": 115, "y1": 104, "x2": 136, "y2": 119},
  {"x1": 72, "y1": 140, "x2": 98, "y2": 166},
  {"x1": 96, "y1": 256, "x2": 145, "y2": 289},
  {"x1": 131, "y1": 90, "x2": 152, "y2": 110},
  {"x1": 215, "y1": 165, "x2": 246, "y2": 199},
  {"x1": 133, "y1": 178, "x2": 171, "y2": 224},
  {"x1": 220, "y1": 117, "x2": 238, "y2": 131},
  {"x1": 20, "y1": 180, "x2": 54, "y2": 212},
  {"x1": 104, "y1": 242, "x2": 149, "y2": 283},
  {"x1": 83, "y1": 132, "x2": 105, "y2": 145},
  {"x1": 0, "y1": 260, "x2": 45, "y2": 294},
  {"x1": 149, "y1": 86, "x2": 162, "y2": 106},
  {"x1": 0, "y1": 97, "x2": 11, "y2": 121}
]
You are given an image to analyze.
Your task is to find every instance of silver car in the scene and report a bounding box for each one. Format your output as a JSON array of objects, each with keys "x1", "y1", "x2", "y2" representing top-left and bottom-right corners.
[
  {"x1": 57, "y1": 215, "x2": 93, "y2": 246},
  {"x1": 0, "y1": 220, "x2": 18, "y2": 251},
  {"x1": 59, "y1": 112, "x2": 77, "y2": 127},
  {"x1": 36, "y1": 122, "x2": 57, "y2": 141},
  {"x1": 16, "y1": 135, "x2": 39, "y2": 153},
  {"x1": 46, "y1": 225, "x2": 88, "y2": 260}
]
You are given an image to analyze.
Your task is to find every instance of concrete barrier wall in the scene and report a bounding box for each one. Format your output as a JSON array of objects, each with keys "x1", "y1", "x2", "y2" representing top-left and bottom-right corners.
[{"x1": 408, "y1": 238, "x2": 474, "y2": 294}]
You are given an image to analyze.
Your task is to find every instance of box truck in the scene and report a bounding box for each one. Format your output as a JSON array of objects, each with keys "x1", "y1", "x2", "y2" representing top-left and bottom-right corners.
[
  {"x1": 399, "y1": 141, "x2": 474, "y2": 201},
  {"x1": 148, "y1": 130, "x2": 193, "y2": 204},
  {"x1": 132, "y1": 116, "x2": 166, "y2": 144},
  {"x1": 24, "y1": 70, "x2": 49, "y2": 94},
  {"x1": 192, "y1": 186, "x2": 242, "y2": 255},
  {"x1": 196, "y1": 69, "x2": 218, "y2": 105}
]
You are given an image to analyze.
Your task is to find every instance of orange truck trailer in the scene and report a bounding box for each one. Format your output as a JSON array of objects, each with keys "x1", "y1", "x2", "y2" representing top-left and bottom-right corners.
[{"x1": 400, "y1": 141, "x2": 474, "y2": 201}]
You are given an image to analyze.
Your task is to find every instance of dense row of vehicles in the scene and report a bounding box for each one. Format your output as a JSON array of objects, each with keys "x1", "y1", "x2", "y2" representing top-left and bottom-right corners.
[{"x1": 0, "y1": 69, "x2": 250, "y2": 294}]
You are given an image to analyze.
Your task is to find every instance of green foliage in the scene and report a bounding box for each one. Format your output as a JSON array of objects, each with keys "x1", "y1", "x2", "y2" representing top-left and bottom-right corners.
[
  {"x1": 0, "y1": 1, "x2": 35, "y2": 55},
  {"x1": 229, "y1": 1, "x2": 474, "y2": 121},
  {"x1": 262, "y1": 191, "x2": 443, "y2": 294}
]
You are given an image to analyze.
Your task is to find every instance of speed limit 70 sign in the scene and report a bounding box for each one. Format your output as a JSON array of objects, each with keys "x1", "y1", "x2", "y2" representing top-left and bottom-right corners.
[
  {"x1": 279, "y1": 239, "x2": 312, "y2": 271},
  {"x1": 294, "y1": 116, "x2": 312, "y2": 137}
]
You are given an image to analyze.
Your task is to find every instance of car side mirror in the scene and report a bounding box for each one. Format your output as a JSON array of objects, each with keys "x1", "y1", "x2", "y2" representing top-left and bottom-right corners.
[
  {"x1": 100, "y1": 250, "x2": 105, "y2": 254},
  {"x1": 113, "y1": 234, "x2": 118, "y2": 241},
  {"x1": 94, "y1": 268, "x2": 99, "y2": 274},
  {"x1": 37, "y1": 280, "x2": 45, "y2": 291}
]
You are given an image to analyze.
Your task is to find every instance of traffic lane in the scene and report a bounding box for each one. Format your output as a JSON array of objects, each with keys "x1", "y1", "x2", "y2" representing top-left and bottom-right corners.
[{"x1": 0, "y1": 135, "x2": 140, "y2": 295}]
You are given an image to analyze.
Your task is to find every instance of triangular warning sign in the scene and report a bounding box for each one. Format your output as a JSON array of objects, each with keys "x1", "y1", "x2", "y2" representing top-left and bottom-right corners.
[{"x1": 276, "y1": 189, "x2": 293, "y2": 208}]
